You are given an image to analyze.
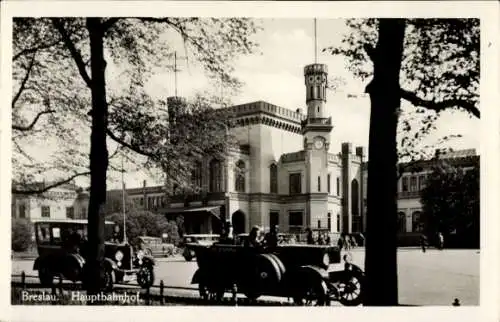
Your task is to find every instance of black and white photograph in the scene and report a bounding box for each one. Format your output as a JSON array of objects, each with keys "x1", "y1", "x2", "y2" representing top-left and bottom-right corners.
[{"x1": 1, "y1": 1, "x2": 499, "y2": 322}]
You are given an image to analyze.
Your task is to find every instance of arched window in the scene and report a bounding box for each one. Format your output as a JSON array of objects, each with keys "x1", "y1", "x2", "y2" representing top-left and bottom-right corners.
[
  {"x1": 270, "y1": 164, "x2": 278, "y2": 193},
  {"x1": 317, "y1": 176, "x2": 321, "y2": 192},
  {"x1": 398, "y1": 212, "x2": 406, "y2": 233},
  {"x1": 235, "y1": 160, "x2": 246, "y2": 192},
  {"x1": 191, "y1": 161, "x2": 202, "y2": 191},
  {"x1": 412, "y1": 211, "x2": 423, "y2": 232},
  {"x1": 351, "y1": 179, "x2": 359, "y2": 216},
  {"x1": 209, "y1": 159, "x2": 222, "y2": 192}
]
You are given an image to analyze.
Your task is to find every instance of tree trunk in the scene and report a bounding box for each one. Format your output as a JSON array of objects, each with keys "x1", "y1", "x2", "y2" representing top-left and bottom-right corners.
[
  {"x1": 364, "y1": 19, "x2": 406, "y2": 306},
  {"x1": 84, "y1": 18, "x2": 109, "y2": 297}
]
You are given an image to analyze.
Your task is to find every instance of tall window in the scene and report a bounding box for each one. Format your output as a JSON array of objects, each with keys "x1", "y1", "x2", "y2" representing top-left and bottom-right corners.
[
  {"x1": 398, "y1": 212, "x2": 406, "y2": 233},
  {"x1": 289, "y1": 173, "x2": 302, "y2": 194},
  {"x1": 402, "y1": 177, "x2": 409, "y2": 192},
  {"x1": 412, "y1": 211, "x2": 423, "y2": 232},
  {"x1": 66, "y1": 207, "x2": 75, "y2": 219},
  {"x1": 418, "y1": 175, "x2": 426, "y2": 191},
  {"x1": 269, "y1": 211, "x2": 279, "y2": 228},
  {"x1": 270, "y1": 164, "x2": 278, "y2": 193},
  {"x1": 19, "y1": 204, "x2": 26, "y2": 219},
  {"x1": 327, "y1": 213, "x2": 332, "y2": 230},
  {"x1": 288, "y1": 211, "x2": 303, "y2": 232},
  {"x1": 336, "y1": 177, "x2": 340, "y2": 196},
  {"x1": 209, "y1": 159, "x2": 222, "y2": 192},
  {"x1": 410, "y1": 176, "x2": 417, "y2": 192},
  {"x1": 327, "y1": 174, "x2": 331, "y2": 194},
  {"x1": 191, "y1": 161, "x2": 202, "y2": 191},
  {"x1": 351, "y1": 179, "x2": 359, "y2": 216},
  {"x1": 317, "y1": 176, "x2": 321, "y2": 192},
  {"x1": 41, "y1": 206, "x2": 50, "y2": 218},
  {"x1": 336, "y1": 214, "x2": 341, "y2": 232},
  {"x1": 81, "y1": 207, "x2": 87, "y2": 219},
  {"x1": 235, "y1": 160, "x2": 246, "y2": 192}
]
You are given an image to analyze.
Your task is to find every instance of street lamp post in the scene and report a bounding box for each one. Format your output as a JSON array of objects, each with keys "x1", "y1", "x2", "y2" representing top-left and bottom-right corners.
[{"x1": 122, "y1": 154, "x2": 127, "y2": 244}]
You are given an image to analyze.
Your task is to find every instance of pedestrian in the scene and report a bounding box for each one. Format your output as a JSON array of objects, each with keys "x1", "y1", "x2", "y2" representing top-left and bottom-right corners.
[
  {"x1": 264, "y1": 225, "x2": 279, "y2": 248},
  {"x1": 325, "y1": 233, "x2": 331, "y2": 246},
  {"x1": 438, "y1": 232, "x2": 444, "y2": 250},
  {"x1": 337, "y1": 233, "x2": 345, "y2": 251},
  {"x1": 306, "y1": 228, "x2": 315, "y2": 245},
  {"x1": 317, "y1": 233, "x2": 325, "y2": 245},
  {"x1": 245, "y1": 226, "x2": 262, "y2": 248},
  {"x1": 420, "y1": 233, "x2": 427, "y2": 253},
  {"x1": 344, "y1": 234, "x2": 351, "y2": 251}
]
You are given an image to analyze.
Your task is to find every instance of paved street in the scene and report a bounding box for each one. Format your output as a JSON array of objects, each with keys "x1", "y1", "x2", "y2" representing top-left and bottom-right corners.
[{"x1": 11, "y1": 248, "x2": 479, "y2": 306}]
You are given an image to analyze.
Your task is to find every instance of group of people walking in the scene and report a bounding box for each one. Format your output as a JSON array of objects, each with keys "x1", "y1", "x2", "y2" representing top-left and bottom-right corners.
[{"x1": 420, "y1": 232, "x2": 445, "y2": 252}]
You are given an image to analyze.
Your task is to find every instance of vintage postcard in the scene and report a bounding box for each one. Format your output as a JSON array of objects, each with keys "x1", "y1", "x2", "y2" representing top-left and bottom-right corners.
[{"x1": 0, "y1": 1, "x2": 498, "y2": 322}]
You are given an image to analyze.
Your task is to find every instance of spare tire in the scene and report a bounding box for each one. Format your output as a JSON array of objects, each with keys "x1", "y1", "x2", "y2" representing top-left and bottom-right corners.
[{"x1": 242, "y1": 253, "x2": 282, "y2": 299}]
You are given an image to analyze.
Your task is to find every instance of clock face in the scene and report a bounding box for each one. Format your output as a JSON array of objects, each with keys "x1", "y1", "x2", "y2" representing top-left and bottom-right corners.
[{"x1": 314, "y1": 139, "x2": 324, "y2": 149}]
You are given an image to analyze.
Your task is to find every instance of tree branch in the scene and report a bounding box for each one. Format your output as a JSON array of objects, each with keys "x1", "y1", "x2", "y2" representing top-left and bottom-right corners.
[
  {"x1": 101, "y1": 18, "x2": 121, "y2": 33},
  {"x1": 13, "y1": 39, "x2": 61, "y2": 62},
  {"x1": 12, "y1": 54, "x2": 37, "y2": 109},
  {"x1": 400, "y1": 88, "x2": 480, "y2": 118},
  {"x1": 51, "y1": 19, "x2": 92, "y2": 88},
  {"x1": 12, "y1": 109, "x2": 55, "y2": 132},
  {"x1": 12, "y1": 171, "x2": 91, "y2": 195},
  {"x1": 106, "y1": 129, "x2": 153, "y2": 158}
]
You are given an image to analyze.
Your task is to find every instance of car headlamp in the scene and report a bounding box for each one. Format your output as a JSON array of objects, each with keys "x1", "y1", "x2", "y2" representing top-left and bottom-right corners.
[
  {"x1": 322, "y1": 253, "x2": 330, "y2": 266},
  {"x1": 137, "y1": 250, "x2": 145, "y2": 260},
  {"x1": 115, "y1": 250, "x2": 124, "y2": 261}
]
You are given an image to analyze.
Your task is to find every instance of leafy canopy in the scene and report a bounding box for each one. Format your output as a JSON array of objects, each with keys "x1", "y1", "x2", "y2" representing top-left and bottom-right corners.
[
  {"x1": 12, "y1": 17, "x2": 261, "y2": 194},
  {"x1": 324, "y1": 19, "x2": 479, "y2": 163}
]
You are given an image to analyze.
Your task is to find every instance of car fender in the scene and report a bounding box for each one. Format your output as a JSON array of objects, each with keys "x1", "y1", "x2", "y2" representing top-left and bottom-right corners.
[
  {"x1": 295, "y1": 265, "x2": 329, "y2": 280},
  {"x1": 141, "y1": 256, "x2": 155, "y2": 267},
  {"x1": 103, "y1": 257, "x2": 118, "y2": 271},
  {"x1": 345, "y1": 263, "x2": 364, "y2": 275},
  {"x1": 33, "y1": 257, "x2": 41, "y2": 271},
  {"x1": 191, "y1": 268, "x2": 205, "y2": 284}
]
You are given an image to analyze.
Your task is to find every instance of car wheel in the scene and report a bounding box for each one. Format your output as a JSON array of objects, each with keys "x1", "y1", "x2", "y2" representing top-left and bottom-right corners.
[
  {"x1": 39, "y1": 268, "x2": 53, "y2": 286},
  {"x1": 137, "y1": 267, "x2": 155, "y2": 289},
  {"x1": 293, "y1": 280, "x2": 329, "y2": 306},
  {"x1": 338, "y1": 271, "x2": 363, "y2": 306}
]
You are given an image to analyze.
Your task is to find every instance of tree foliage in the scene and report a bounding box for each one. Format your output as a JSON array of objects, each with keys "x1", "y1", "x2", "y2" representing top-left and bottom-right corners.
[
  {"x1": 12, "y1": 18, "x2": 261, "y2": 194},
  {"x1": 326, "y1": 18, "x2": 480, "y2": 306},
  {"x1": 421, "y1": 160, "x2": 479, "y2": 240},
  {"x1": 12, "y1": 218, "x2": 33, "y2": 252},
  {"x1": 106, "y1": 210, "x2": 181, "y2": 246},
  {"x1": 324, "y1": 19, "x2": 479, "y2": 164}
]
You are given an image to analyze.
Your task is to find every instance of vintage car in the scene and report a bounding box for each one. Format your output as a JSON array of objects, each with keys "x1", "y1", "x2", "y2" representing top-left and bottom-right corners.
[
  {"x1": 189, "y1": 242, "x2": 364, "y2": 306},
  {"x1": 181, "y1": 234, "x2": 219, "y2": 261},
  {"x1": 32, "y1": 219, "x2": 155, "y2": 290},
  {"x1": 136, "y1": 236, "x2": 175, "y2": 258}
]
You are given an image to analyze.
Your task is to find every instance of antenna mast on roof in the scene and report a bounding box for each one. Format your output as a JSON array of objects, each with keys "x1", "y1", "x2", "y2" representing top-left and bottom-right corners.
[
  {"x1": 314, "y1": 18, "x2": 318, "y2": 64},
  {"x1": 166, "y1": 51, "x2": 188, "y2": 97}
]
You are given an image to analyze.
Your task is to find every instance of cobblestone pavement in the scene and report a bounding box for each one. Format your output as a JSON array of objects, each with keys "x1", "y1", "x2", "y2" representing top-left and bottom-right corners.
[{"x1": 11, "y1": 248, "x2": 479, "y2": 306}]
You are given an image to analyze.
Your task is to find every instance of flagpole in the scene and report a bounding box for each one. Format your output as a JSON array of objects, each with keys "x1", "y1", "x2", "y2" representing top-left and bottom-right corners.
[{"x1": 122, "y1": 154, "x2": 127, "y2": 244}]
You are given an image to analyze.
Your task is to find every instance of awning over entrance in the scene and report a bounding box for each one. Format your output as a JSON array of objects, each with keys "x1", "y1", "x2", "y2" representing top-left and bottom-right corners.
[{"x1": 164, "y1": 206, "x2": 221, "y2": 220}]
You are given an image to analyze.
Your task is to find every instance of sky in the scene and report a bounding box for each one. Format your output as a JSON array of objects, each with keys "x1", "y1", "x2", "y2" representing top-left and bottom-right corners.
[
  {"x1": 109, "y1": 18, "x2": 479, "y2": 190},
  {"x1": 19, "y1": 18, "x2": 481, "y2": 190}
]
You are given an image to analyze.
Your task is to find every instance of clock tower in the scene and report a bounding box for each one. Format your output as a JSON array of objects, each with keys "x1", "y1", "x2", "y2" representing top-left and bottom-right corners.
[{"x1": 302, "y1": 62, "x2": 333, "y2": 229}]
